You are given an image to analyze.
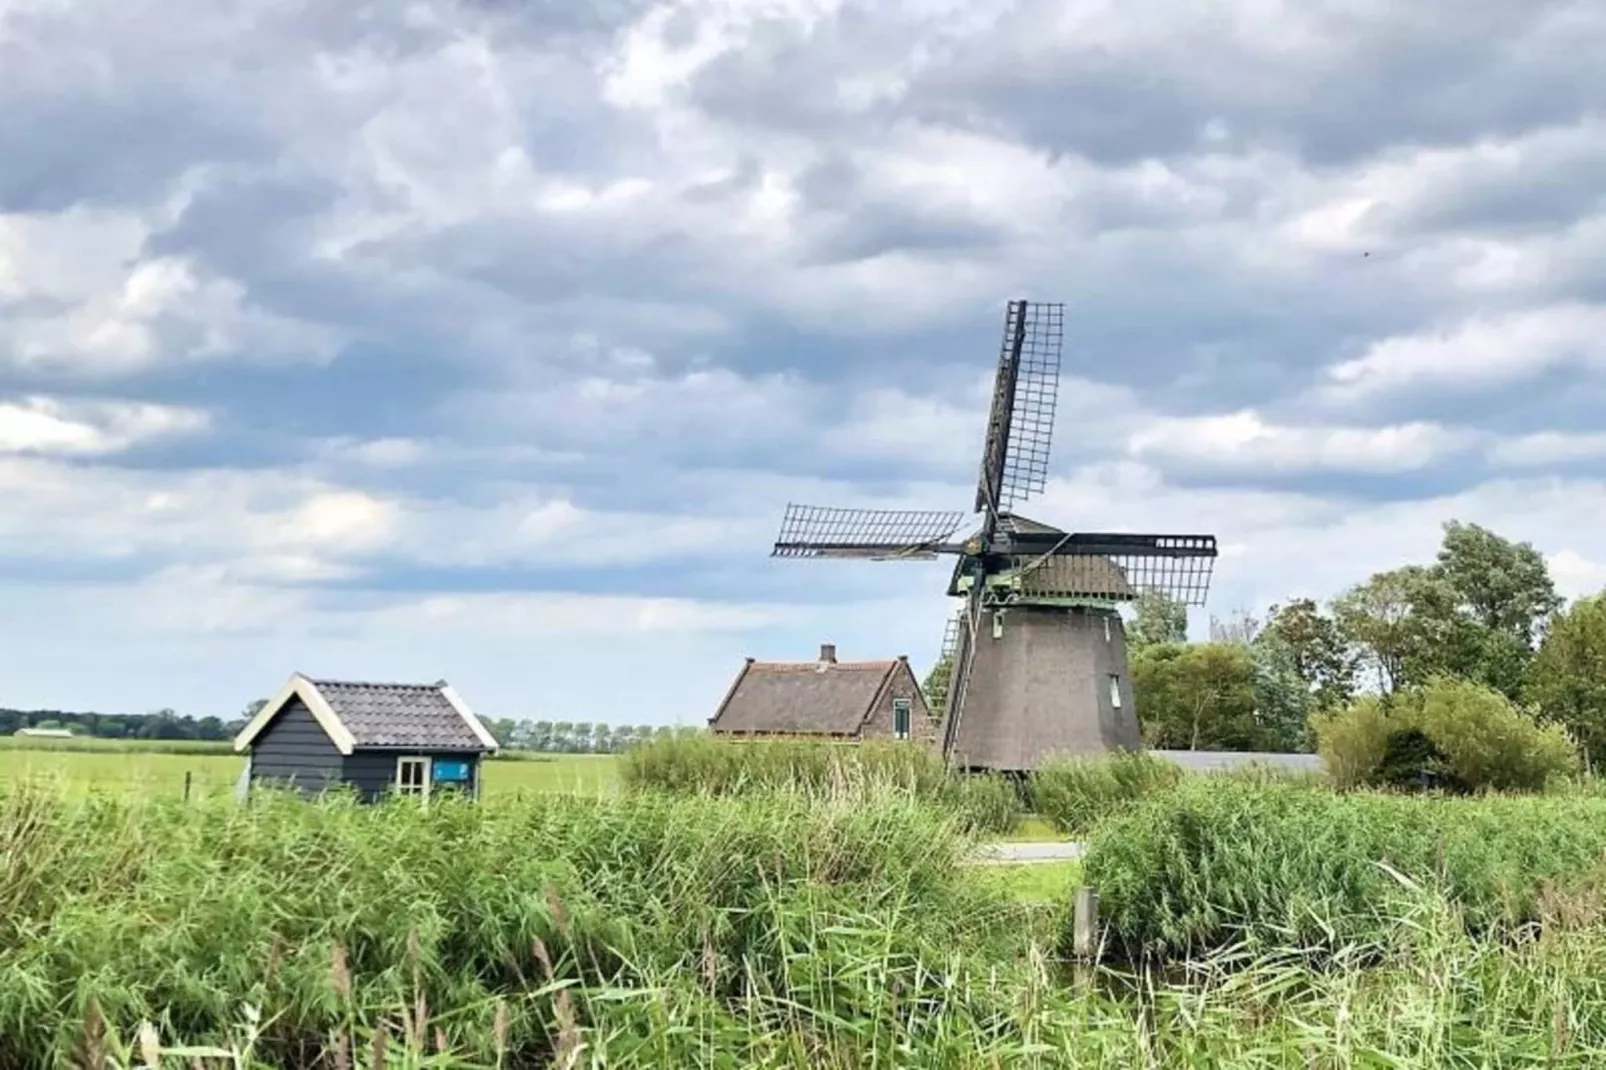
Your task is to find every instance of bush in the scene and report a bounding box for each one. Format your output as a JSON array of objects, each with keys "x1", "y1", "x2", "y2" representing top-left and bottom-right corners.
[
  {"x1": 618, "y1": 735, "x2": 1023, "y2": 834},
  {"x1": 1313, "y1": 677, "x2": 1579, "y2": 792},
  {"x1": 1310, "y1": 695, "x2": 1393, "y2": 789},
  {"x1": 1080, "y1": 778, "x2": 1606, "y2": 959},
  {"x1": 1413, "y1": 676, "x2": 1579, "y2": 791},
  {"x1": 1374, "y1": 727, "x2": 1463, "y2": 793},
  {"x1": 1028, "y1": 751, "x2": 1183, "y2": 836}
]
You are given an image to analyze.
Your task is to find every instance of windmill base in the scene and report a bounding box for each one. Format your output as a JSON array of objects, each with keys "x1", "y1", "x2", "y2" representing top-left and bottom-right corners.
[{"x1": 946, "y1": 605, "x2": 1140, "y2": 773}]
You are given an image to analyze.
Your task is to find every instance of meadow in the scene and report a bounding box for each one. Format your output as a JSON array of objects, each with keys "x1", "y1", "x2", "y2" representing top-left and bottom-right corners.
[
  {"x1": 0, "y1": 743, "x2": 621, "y2": 799},
  {"x1": 8, "y1": 735, "x2": 1606, "y2": 1065}
]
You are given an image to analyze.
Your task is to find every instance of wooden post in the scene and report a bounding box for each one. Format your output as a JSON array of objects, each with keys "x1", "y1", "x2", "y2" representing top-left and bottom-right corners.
[
  {"x1": 183, "y1": 771, "x2": 192, "y2": 803},
  {"x1": 1072, "y1": 886, "x2": 1099, "y2": 988}
]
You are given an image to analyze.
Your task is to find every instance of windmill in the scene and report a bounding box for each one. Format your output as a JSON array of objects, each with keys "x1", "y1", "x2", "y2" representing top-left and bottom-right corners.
[{"x1": 770, "y1": 300, "x2": 1218, "y2": 772}]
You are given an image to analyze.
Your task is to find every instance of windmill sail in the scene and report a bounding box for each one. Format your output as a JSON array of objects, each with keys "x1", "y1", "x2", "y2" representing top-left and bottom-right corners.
[
  {"x1": 771, "y1": 504, "x2": 966, "y2": 559},
  {"x1": 976, "y1": 301, "x2": 1062, "y2": 514}
]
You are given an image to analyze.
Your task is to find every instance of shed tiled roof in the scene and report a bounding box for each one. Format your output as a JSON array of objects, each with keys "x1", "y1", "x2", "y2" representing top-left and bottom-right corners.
[
  {"x1": 710, "y1": 659, "x2": 899, "y2": 735},
  {"x1": 308, "y1": 678, "x2": 489, "y2": 750}
]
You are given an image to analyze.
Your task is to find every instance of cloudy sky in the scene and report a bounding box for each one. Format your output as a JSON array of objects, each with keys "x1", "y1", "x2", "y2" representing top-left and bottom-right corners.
[{"x1": 3, "y1": 0, "x2": 1605, "y2": 724}]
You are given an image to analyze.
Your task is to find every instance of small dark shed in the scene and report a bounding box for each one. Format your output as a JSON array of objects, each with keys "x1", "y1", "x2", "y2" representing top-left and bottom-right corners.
[
  {"x1": 708, "y1": 643, "x2": 937, "y2": 744},
  {"x1": 233, "y1": 673, "x2": 499, "y2": 801}
]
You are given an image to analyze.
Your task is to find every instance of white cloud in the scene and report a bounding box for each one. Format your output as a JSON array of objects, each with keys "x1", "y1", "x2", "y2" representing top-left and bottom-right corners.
[
  {"x1": 1127, "y1": 409, "x2": 1473, "y2": 474},
  {"x1": 402, "y1": 590, "x2": 779, "y2": 635},
  {"x1": 1546, "y1": 549, "x2": 1606, "y2": 599},
  {"x1": 1319, "y1": 305, "x2": 1606, "y2": 403},
  {"x1": 0, "y1": 396, "x2": 209, "y2": 455},
  {"x1": 1488, "y1": 431, "x2": 1606, "y2": 468},
  {"x1": 1, "y1": 209, "x2": 338, "y2": 376}
]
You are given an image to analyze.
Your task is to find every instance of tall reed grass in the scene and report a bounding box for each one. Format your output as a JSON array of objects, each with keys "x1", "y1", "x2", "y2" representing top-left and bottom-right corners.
[
  {"x1": 12, "y1": 779, "x2": 1606, "y2": 1064},
  {"x1": 1028, "y1": 751, "x2": 1184, "y2": 836},
  {"x1": 0, "y1": 779, "x2": 1054, "y2": 1066},
  {"x1": 1082, "y1": 778, "x2": 1606, "y2": 960},
  {"x1": 619, "y1": 735, "x2": 1023, "y2": 834}
]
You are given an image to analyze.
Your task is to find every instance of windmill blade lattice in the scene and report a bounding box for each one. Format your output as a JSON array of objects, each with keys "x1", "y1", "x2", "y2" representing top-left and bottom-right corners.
[
  {"x1": 999, "y1": 301, "x2": 1062, "y2": 509},
  {"x1": 975, "y1": 301, "x2": 1064, "y2": 514},
  {"x1": 771, "y1": 503, "x2": 968, "y2": 559}
]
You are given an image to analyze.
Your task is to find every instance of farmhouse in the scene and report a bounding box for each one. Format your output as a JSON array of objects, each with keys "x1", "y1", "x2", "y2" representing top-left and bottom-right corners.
[
  {"x1": 233, "y1": 673, "x2": 499, "y2": 801},
  {"x1": 709, "y1": 643, "x2": 937, "y2": 743}
]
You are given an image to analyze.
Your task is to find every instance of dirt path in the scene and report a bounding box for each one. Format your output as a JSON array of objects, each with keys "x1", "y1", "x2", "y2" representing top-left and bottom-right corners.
[{"x1": 969, "y1": 841, "x2": 1085, "y2": 865}]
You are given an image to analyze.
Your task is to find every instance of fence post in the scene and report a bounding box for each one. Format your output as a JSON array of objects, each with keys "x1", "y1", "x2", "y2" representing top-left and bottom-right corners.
[
  {"x1": 183, "y1": 771, "x2": 192, "y2": 803},
  {"x1": 1072, "y1": 886, "x2": 1099, "y2": 988}
]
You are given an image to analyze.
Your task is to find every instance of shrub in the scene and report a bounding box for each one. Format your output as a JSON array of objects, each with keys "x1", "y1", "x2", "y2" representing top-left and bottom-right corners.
[
  {"x1": 1080, "y1": 778, "x2": 1606, "y2": 959},
  {"x1": 1310, "y1": 695, "x2": 1393, "y2": 789},
  {"x1": 1413, "y1": 676, "x2": 1579, "y2": 792},
  {"x1": 1374, "y1": 727, "x2": 1463, "y2": 793},
  {"x1": 1313, "y1": 678, "x2": 1579, "y2": 792},
  {"x1": 1028, "y1": 751, "x2": 1183, "y2": 836}
]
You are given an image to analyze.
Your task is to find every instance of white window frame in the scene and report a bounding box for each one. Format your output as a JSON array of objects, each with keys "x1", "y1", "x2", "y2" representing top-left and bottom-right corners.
[
  {"x1": 1108, "y1": 674, "x2": 1123, "y2": 709},
  {"x1": 396, "y1": 756, "x2": 432, "y2": 799},
  {"x1": 892, "y1": 697, "x2": 912, "y2": 740}
]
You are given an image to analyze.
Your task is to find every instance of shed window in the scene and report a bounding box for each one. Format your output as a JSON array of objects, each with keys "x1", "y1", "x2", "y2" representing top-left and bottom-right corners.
[
  {"x1": 893, "y1": 697, "x2": 911, "y2": 739},
  {"x1": 396, "y1": 756, "x2": 431, "y2": 798},
  {"x1": 1108, "y1": 675, "x2": 1123, "y2": 709}
]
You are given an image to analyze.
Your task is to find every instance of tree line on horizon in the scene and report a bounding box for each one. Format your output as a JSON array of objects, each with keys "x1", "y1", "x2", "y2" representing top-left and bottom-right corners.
[
  {"x1": 923, "y1": 519, "x2": 1606, "y2": 767},
  {"x1": 1, "y1": 703, "x2": 687, "y2": 754}
]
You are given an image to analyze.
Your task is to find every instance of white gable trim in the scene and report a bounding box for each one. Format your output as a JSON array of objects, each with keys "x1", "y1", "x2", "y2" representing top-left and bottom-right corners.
[
  {"x1": 232, "y1": 673, "x2": 357, "y2": 755},
  {"x1": 437, "y1": 682, "x2": 501, "y2": 753}
]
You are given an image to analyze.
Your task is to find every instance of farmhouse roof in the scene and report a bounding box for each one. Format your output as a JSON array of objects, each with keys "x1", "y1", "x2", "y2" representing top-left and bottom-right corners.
[
  {"x1": 709, "y1": 646, "x2": 911, "y2": 736},
  {"x1": 233, "y1": 673, "x2": 499, "y2": 756}
]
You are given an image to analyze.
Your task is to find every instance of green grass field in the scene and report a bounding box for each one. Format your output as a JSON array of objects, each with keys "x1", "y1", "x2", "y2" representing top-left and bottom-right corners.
[
  {"x1": 982, "y1": 860, "x2": 1082, "y2": 903},
  {"x1": 0, "y1": 744, "x2": 1074, "y2": 841},
  {"x1": 0, "y1": 747, "x2": 620, "y2": 798}
]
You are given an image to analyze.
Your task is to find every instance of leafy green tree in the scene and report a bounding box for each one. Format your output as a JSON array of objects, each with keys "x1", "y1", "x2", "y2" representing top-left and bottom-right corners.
[
  {"x1": 1527, "y1": 592, "x2": 1606, "y2": 772},
  {"x1": 1132, "y1": 642, "x2": 1261, "y2": 750},
  {"x1": 1332, "y1": 565, "x2": 1435, "y2": 693},
  {"x1": 1334, "y1": 523, "x2": 1560, "y2": 701},
  {"x1": 1249, "y1": 632, "x2": 1316, "y2": 752},
  {"x1": 1260, "y1": 598, "x2": 1355, "y2": 711},
  {"x1": 922, "y1": 653, "x2": 953, "y2": 714},
  {"x1": 1128, "y1": 590, "x2": 1188, "y2": 651},
  {"x1": 1437, "y1": 520, "x2": 1562, "y2": 644}
]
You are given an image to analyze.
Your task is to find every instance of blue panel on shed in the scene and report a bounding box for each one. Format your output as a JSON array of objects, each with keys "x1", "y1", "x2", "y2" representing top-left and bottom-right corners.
[{"x1": 433, "y1": 759, "x2": 471, "y2": 782}]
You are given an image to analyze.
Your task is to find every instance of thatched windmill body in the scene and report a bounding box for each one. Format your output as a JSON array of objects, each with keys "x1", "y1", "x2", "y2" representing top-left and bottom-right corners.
[{"x1": 771, "y1": 300, "x2": 1218, "y2": 772}]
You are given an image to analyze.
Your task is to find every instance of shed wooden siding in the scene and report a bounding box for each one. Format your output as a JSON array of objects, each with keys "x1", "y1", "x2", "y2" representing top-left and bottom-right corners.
[
  {"x1": 247, "y1": 697, "x2": 344, "y2": 795},
  {"x1": 859, "y1": 660, "x2": 940, "y2": 743},
  {"x1": 342, "y1": 751, "x2": 482, "y2": 803}
]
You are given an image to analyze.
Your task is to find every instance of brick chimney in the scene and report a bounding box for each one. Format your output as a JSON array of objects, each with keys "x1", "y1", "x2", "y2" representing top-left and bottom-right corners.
[{"x1": 818, "y1": 642, "x2": 837, "y2": 669}]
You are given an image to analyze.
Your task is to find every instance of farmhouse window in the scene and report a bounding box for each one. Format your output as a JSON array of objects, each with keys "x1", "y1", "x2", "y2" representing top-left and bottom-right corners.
[
  {"x1": 893, "y1": 697, "x2": 911, "y2": 739},
  {"x1": 396, "y1": 756, "x2": 431, "y2": 798},
  {"x1": 1108, "y1": 675, "x2": 1122, "y2": 709}
]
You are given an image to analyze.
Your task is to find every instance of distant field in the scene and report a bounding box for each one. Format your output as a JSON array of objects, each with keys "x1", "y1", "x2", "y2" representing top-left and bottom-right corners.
[{"x1": 0, "y1": 746, "x2": 620, "y2": 798}]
